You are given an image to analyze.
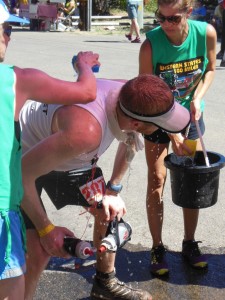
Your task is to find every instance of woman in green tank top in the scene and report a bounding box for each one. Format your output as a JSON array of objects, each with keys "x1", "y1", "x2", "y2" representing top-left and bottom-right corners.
[{"x1": 139, "y1": 0, "x2": 216, "y2": 276}]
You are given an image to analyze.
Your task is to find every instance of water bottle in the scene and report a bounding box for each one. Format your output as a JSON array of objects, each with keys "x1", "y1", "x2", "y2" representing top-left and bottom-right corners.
[
  {"x1": 63, "y1": 237, "x2": 96, "y2": 259},
  {"x1": 98, "y1": 218, "x2": 132, "y2": 253},
  {"x1": 72, "y1": 55, "x2": 100, "y2": 73}
]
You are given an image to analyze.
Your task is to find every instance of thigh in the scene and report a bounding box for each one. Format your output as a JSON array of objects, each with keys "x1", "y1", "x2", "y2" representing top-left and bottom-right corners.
[
  {"x1": 42, "y1": 167, "x2": 105, "y2": 209},
  {"x1": 22, "y1": 167, "x2": 105, "y2": 229},
  {"x1": 144, "y1": 129, "x2": 170, "y2": 172},
  {"x1": 26, "y1": 229, "x2": 50, "y2": 267},
  {"x1": 127, "y1": 3, "x2": 138, "y2": 19},
  {"x1": 0, "y1": 275, "x2": 24, "y2": 300},
  {"x1": 145, "y1": 139, "x2": 169, "y2": 173}
]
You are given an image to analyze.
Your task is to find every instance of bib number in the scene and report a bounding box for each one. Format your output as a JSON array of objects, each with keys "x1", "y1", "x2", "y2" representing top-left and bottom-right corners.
[{"x1": 79, "y1": 176, "x2": 105, "y2": 206}]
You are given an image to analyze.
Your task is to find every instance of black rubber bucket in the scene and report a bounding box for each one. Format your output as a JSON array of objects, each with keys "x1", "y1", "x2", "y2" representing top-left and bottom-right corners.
[{"x1": 164, "y1": 151, "x2": 225, "y2": 209}]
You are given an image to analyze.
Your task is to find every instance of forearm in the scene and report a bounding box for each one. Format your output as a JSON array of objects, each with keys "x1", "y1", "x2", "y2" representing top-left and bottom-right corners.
[
  {"x1": 192, "y1": 70, "x2": 215, "y2": 103},
  {"x1": 109, "y1": 142, "x2": 136, "y2": 185},
  {"x1": 21, "y1": 151, "x2": 55, "y2": 231},
  {"x1": 21, "y1": 184, "x2": 52, "y2": 231},
  {"x1": 75, "y1": 61, "x2": 97, "y2": 101}
]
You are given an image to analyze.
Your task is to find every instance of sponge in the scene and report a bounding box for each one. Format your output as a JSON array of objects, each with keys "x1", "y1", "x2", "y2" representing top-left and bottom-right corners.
[{"x1": 183, "y1": 139, "x2": 197, "y2": 157}]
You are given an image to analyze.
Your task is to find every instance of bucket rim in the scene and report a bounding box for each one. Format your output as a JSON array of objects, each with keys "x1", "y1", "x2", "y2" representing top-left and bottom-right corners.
[{"x1": 164, "y1": 151, "x2": 225, "y2": 174}]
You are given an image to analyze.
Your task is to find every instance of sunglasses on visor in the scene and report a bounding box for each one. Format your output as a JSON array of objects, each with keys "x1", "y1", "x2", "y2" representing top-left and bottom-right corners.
[{"x1": 155, "y1": 10, "x2": 183, "y2": 24}]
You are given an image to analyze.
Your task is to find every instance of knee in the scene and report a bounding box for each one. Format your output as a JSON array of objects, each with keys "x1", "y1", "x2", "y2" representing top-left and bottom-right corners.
[
  {"x1": 26, "y1": 232, "x2": 50, "y2": 273},
  {"x1": 26, "y1": 248, "x2": 50, "y2": 275},
  {"x1": 148, "y1": 170, "x2": 166, "y2": 191}
]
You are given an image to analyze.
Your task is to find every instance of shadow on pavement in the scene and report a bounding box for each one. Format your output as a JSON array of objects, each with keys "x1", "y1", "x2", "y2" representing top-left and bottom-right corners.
[
  {"x1": 34, "y1": 242, "x2": 225, "y2": 299},
  {"x1": 46, "y1": 243, "x2": 225, "y2": 288}
]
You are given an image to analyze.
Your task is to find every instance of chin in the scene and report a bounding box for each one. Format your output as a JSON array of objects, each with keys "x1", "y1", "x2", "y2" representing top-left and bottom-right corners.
[{"x1": 139, "y1": 128, "x2": 157, "y2": 135}]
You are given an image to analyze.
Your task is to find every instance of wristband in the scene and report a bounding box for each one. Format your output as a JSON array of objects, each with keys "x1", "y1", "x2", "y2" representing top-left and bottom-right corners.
[
  {"x1": 38, "y1": 223, "x2": 55, "y2": 238},
  {"x1": 106, "y1": 181, "x2": 123, "y2": 193}
]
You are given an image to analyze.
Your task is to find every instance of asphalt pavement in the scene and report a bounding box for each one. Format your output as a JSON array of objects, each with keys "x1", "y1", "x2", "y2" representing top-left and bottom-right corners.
[{"x1": 5, "y1": 27, "x2": 225, "y2": 300}]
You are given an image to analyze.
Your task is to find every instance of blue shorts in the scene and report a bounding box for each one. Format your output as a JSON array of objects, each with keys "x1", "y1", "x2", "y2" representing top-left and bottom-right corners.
[
  {"x1": 127, "y1": 3, "x2": 139, "y2": 19},
  {"x1": 143, "y1": 114, "x2": 205, "y2": 144},
  {"x1": 0, "y1": 211, "x2": 26, "y2": 280}
]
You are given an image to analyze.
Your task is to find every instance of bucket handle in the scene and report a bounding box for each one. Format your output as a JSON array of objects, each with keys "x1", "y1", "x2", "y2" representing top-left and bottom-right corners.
[{"x1": 195, "y1": 120, "x2": 210, "y2": 167}]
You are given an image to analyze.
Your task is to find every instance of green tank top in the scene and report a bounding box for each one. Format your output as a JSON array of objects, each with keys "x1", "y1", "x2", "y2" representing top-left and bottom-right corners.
[
  {"x1": 146, "y1": 20, "x2": 208, "y2": 111},
  {"x1": 0, "y1": 64, "x2": 26, "y2": 263},
  {"x1": 0, "y1": 64, "x2": 23, "y2": 210}
]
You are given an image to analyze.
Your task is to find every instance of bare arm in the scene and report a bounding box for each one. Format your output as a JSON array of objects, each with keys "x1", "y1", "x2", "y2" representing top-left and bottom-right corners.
[
  {"x1": 21, "y1": 107, "x2": 101, "y2": 256},
  {"x1": 103, "y1": 141, "x2": 136, "y2": 221},
  {"x1": 190, "y1": 24, "x2": 217, "y2": 121},
  {"x1": 109, "y1": 142, "x2": 136, "y2": 185},
  {"x1": 139, "y1": 39, "x2": 153, "y2": 74},
  {"x1": 14, "y1": 51, "x2": 99, "y2": 119}
]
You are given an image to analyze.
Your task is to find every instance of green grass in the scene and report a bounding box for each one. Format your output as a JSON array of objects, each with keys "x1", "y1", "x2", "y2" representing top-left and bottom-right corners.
[{"x1": 144, "y1": 0, "x2": 157, "y2": 13}]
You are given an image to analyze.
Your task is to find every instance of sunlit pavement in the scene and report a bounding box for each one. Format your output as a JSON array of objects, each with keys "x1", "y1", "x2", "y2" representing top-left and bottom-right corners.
[{"x1": 6, "y1": 29, "x2": 225, "y2": 300}]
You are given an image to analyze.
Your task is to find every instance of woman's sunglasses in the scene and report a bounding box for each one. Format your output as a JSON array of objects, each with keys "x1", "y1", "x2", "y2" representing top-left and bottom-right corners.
[
  {"x1": 155, "y1": 10, "x2": 183, "y2": 24},
  {"x1": 3, "y1": 25, "x2": 12, "y2": 37}
]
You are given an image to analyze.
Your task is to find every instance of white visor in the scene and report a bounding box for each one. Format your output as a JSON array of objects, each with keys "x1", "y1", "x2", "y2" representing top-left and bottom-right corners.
[{"x1": 119, "y1": 99, "x2": 191, "y2": 133}]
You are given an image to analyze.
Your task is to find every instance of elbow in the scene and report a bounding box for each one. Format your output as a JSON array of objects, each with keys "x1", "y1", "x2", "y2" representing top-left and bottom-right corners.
[{"x1": 83, "y1": 87, "x2": 97, "y2": 103}]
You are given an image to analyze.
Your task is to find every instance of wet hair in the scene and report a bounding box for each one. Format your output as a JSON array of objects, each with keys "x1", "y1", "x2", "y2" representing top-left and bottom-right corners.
[
  {"x1": 118, "y1": 74, "x2": 174, "y2": 117},
  {"x1": 157, "y1": 0, "x2": 193, "y2": 11}
]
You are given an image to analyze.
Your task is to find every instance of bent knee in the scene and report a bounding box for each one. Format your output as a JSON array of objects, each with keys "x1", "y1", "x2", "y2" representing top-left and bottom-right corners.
[
  {"x1": 26, "y1": 230, "x2": 50, "y2": 268},
  {"x1": 148, "y1": 171, "x2": 166, "y2": 190}
]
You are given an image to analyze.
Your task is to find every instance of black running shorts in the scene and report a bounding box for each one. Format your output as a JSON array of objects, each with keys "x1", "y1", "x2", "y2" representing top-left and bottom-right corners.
[{"x1": 22, "y1": 167, "x2": 105, "y2": 229}]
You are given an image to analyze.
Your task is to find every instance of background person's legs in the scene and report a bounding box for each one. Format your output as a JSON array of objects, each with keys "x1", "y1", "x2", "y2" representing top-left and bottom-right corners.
[
  {"x1": 125, "y1": 2, "x2": 141, "y2": 43},
  {"x1": 130, "y1": 18, "x2": 141, "y2": 43}
]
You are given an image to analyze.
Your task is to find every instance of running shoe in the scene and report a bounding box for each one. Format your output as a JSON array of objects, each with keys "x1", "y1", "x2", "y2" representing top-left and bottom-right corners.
[
  {"x1": 125, "y1": 33, "x2": 132, "y2": 41},
  {"x1": 131, "y1": 37, "x2": 141, "y2": 43},
  {"x1": 91, "y1": 271, "x2": 152, "y2": 300},
  {"x1": 182, "y1": 240, "x2": 208, "y2": 269},
  {"x1": 150, "y1": 245, "x2": 169, "y2": 276}
]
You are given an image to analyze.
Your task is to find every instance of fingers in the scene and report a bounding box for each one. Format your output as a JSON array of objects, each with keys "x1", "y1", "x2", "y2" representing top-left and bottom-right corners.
[
  {"x1": 63, "y1": 227, "x2": 75, "y2": 237},
  {"x1": 116, "y1": 207, "x2": 126, "y2": 221},
  {"x1": 40, "y1": 226, "x2": 74, "y2": 258},
  {"x1": 102, "y1": 194, "x2": 126, "y2": 222},
  {"x1": 104, "y1": 206, "x2": 110, "y2": 221},
  {"x1": 76, "y1": 51, "x2": 100, "y2": 67},
  {"x1": 182, "y1": 143, "x2": 193, "y2": 155}
]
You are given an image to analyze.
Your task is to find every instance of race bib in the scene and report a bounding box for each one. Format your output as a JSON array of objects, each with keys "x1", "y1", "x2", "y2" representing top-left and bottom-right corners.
[{"x1": 79, "y1": 176, "x2": 105, "y2": 206}]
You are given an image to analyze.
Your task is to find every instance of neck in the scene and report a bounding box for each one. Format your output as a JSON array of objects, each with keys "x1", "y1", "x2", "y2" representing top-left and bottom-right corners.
[
  {"x1": 168, "y1": 23, "x2": 189, "y2": 46},
  {"x1": 116, "y1": 105, "x2": 131, "y2": 131}
]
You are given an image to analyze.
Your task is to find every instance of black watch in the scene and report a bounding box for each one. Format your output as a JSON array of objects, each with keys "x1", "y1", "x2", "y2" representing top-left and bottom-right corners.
[{"x1": 106, "y1": 181, "x2": 123, "y2": 193}]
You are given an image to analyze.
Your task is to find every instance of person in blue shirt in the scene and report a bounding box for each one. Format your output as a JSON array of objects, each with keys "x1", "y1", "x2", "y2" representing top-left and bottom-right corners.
[{"x1": 190, "y1": 0, "x2": 207, "y2": 21}]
